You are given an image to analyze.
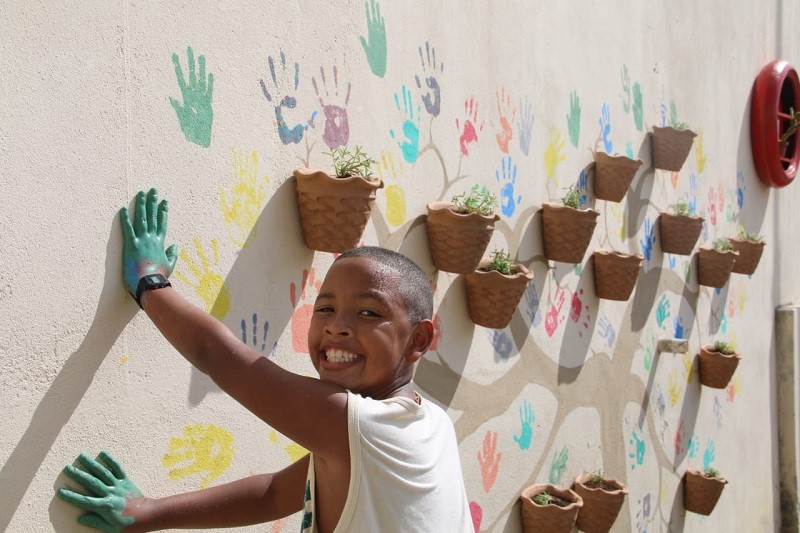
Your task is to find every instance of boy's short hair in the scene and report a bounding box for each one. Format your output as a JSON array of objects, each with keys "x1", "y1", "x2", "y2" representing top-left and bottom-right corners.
[{"x1": 336, "y1": 246, "x2": 433, "y2": 324}]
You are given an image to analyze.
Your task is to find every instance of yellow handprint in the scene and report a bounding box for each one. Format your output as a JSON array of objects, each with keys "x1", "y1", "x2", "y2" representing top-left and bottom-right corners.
[
  {"x1": 268, "y1": 430, "x2": 309, "y2": 462},
  {"x1": 610, "y1": 202, "x2": 627, "y2": 240},
  {"x1": 220, "y1": 147, "x2": 269, "y2": 248},
  {"x1": 375, "y1": 150, "x2": 406, "y2": 226},
  {"x1": 163, "y1": 424, "x2": 234, "y2": 489},
  {"x1": 543, "y1": 127, "x2": 567, "y2": 183},
  {"x1": 174, "y1": 237, "x2": 231, "y2": 320},
  {"x1": 681, "y1": 352, "x2": 695, "y2": 384},
  {"x1": 668, "y1": 368, "x2": 681, "y2": 406},
  {"x1": 695, "y1": 129, "x2": 707, "y2": 173}
]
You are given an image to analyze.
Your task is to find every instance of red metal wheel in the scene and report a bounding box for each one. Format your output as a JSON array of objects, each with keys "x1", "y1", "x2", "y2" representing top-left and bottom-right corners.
[{"x1": 750, "y1": 59, "x2": 800, "y2": 188}]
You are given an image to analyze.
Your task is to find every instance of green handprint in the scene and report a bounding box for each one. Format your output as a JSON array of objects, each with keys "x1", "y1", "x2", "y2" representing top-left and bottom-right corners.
[
  {"x1": 632, "y1": 82, "x2": 643, "y2": 131},
  {"x1": 169, "y1": 47, "x2": 214, "y2": 148},
  {"x1": 656, "y1": 294, "x2": 670, "y2": 328},
  {"x1": 548, "y1": 446, "x2": 569, "y2": 484},
  {"x1": 119, "y1": 188, "x2": 178, "y2": 301},
  {"x1": 621, "y1": 65, "x2": 631, "y2": 113},
  {"x1": 57, "y1": 452, "x2": 141, "y2": 532},
  {"x1": 359, "y1": 0, "x2": 387, "y2": 78},
  {"x1": 567, "y1": 90, "x2": 581, "y2": 147}
]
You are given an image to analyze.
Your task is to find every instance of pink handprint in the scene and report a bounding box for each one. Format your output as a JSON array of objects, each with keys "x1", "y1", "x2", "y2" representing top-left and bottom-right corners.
[
  {"x1": 312, "y1": 65, "x2": 351, "y2": 149},
  {"x1": 456, "y1": 97, "x2": 483, "y2": 156},
  {"x1": 674, "y1": 419, "x2": 686, "y2": 456},
  {"x1": 569, "y1": 288, "x2": 591, "y2": 338},
  {"x1": 477, "y1": 431, "x2": 502, "y2": 492},
  {"x1": 430, "y1": 312, "x2": 443, "y2": 351},
  {"x1": 289, "y1": 268, "x2": 322, "y2": 353},
  {"x1": 545, "y1": 285, "x2": 567, "y2": 337},
  {"x1": 495, "y1": 87, "x2": 516, "y2": 153},
  {"x1": 708, "y1": 188, "x2": 717, "y2": 226},
  {"x1": 469, "y1": 501, "x2": 483, "y2": 532}
]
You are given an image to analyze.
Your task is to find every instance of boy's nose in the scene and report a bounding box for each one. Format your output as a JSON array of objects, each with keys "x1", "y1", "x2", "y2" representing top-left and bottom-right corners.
[{"x1": 324, "y1": 315, "x2": 352, "y2": 335}]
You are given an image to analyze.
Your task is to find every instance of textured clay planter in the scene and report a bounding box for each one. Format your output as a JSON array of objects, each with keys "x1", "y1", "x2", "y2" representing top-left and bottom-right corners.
[
  {"x1": 651, "y1": 126, "x2": 698, "y2": 171},
  {"x1": 730, "y1": 238, "x2": 766, "y2": 275},
  {"x1": 520, "y1": 484, "x2": 583, "y2": 533},
  {"x1": 572, "y1": 474, "x2": 628, "y2": 533},
  {"x1": 541, "y1": 203, "x2": 600, "y2": 263},
  {"x1": 426, "y1": 202, "x2": 499, "y2": 274},
  {"x1": 465, "y1": 259, "x2": 534, "y2": 329},
  {"x1": 592, "y1": 250, "x2": 643, "y2": 301},
  {"x1": 593, "y1": 151, "x2": 644, "y2": 202},
  {"x1": 697, "y1": 345, "x2": 741, "y2": 389},
  {"x1": 684, "y1": 468, "x2": 728, "y2": 515},
  {"x1": 696, "y1": 247, "x2": 739, "y2": 288},
  {"x1": 294, "y1": 168, "x2": 384, "y2": 253},
  {"x1": 659, "y1": 213, "x2": 705, "y2": 255}
]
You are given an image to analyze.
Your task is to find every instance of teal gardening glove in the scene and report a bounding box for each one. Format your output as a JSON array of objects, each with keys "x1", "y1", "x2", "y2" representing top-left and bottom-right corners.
[
  {"x1": 57, "y1": 452, "x2": 142, "y2": 532},
  {"x1": 119, "y1": 188, "x2": 178, "y2": 304}
]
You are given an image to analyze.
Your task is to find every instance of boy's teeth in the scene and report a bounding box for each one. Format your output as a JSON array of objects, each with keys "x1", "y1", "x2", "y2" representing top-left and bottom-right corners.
[{"x1": 327, "y1": 349, "x2": 358, "y2": 362}]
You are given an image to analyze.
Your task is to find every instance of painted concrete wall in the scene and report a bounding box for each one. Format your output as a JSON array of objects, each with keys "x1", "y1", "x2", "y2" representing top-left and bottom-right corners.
[{"x1": 1, "y1": 0, "x2": 797, "y2": 531}]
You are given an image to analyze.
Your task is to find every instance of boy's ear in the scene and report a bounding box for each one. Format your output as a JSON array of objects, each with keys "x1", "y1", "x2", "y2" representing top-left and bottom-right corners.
[{"x1": 405, "y1": 319, "x2": 434, "y2": 363}]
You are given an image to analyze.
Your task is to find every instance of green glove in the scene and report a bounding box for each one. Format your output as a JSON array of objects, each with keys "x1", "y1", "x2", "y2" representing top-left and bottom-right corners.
[
  {"x1": 57, "y1": 452, "x2": 142, "y2": 532},
  {"x1": 119, "y1": 188, "x2": 178, "y2": 299}
]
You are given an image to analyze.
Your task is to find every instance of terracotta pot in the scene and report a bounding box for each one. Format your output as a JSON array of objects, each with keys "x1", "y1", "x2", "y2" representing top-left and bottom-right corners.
[
  {"x1": 659, "y1": 213, "x2": 705, "y2": 255},
  {"x1": 593, "y1": 152, "x2": 643, "y2": 202},
  {"x1": 294, "y1": 168, "x2": 384, "y2": 253},
  {"x1": 541, "y1": 203, "x2": 600, "y2": 264},
  {"x1": 730, "y1": 238, "x2": 766, "y2": 275},
  {"x1": 651, "y1": 126, "x2": 697, "y2": 171},
  {"x1": 683, "y1": 468, "x2": 728, "y2": 515},
  {"x1": 592, "y1": 250, "x2": 643, "y2": 301},
  {"x1": 426, "y1": 202, "x2": 499, "y2": 274},
  {"x1": 519, "y1": 484, "x2": 583, "y2": 533},
  {"x1": 696, "y1": 247, "x2": 739, "y2": 288},
  {"x1": 572, "y1": 474, "x2": 628, "y2": 533},
  {"x1": 697, "y1": 344, "x2": 741, "y2": 389},
  {"x1": 465, "y1": 259, "x2": 534, "y2": 329}
]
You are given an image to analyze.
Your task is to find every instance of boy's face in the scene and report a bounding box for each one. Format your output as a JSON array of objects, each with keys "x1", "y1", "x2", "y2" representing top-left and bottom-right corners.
[{"x1": 307, "y1": 256, "x2": 432, "y2": 399}]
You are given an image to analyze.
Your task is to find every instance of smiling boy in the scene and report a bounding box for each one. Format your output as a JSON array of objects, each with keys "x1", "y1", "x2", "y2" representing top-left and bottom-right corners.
[{"x1": 57, "y1": 189, "x2": 473, "y2": 532}]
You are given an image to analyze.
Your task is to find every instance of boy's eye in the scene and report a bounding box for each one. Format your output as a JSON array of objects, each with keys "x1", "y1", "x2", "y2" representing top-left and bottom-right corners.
[
  {"x1": 359, "y1": 309, "x2": 380, "y2": 317},
  {"x1": 315, "y1": 305, "x2": 334, "y2": 313}
]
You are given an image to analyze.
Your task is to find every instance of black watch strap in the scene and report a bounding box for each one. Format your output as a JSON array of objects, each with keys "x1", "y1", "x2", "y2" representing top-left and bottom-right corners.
[{"x1": 135, "y1": 273, "x2": 172, "y2": 309}]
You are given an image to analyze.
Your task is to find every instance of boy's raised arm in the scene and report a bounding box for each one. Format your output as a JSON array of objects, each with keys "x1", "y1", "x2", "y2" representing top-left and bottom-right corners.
[{"x1": 118, "y1": 189, "x2": 349, "y2": 461}]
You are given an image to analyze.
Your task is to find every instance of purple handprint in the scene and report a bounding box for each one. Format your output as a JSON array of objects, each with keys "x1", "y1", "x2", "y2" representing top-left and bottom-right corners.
[
  {"x1": 598, "y1": 314, "x2": 616, "y2": 347},
  {"x1": 312, "y1": 65, "x2": 351, "y2": 149},
  {"x1": 488, "y1": 329, "x2": 514, "y2": 360},
  {"x1": 524, "y1": 283, "x2": 542, "y2": 327},
  {"x1": 415, "y1": 41, "x2": 443, "y2": 117},
  {"x1": 518, "y1": 95, "x2": 534, "y2": 156},
  {"x1": 599, "y1": 103, "x2": 613, "y2": 153}
]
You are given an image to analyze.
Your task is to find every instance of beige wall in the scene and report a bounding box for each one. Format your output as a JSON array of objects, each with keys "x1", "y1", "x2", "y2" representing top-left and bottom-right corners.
[{"x1": 1, "y1": 1, "x2": 796, "y2": 530}]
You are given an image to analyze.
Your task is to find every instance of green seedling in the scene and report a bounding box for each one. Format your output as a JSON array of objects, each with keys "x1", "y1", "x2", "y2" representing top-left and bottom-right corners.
[
  {"x1": 713, "y1": 340, "x2": 735, "y2": 355},
  {"x1": 533, "y1": 491, "x2": 554, "y2": 506},
  {"x1": 669, "y1": 201, "x2": 692, "y2": 217},
  {"x1": 487, "y1": 250, "x2": 513, "y2": 275},
  {"x1": 712, "y1": 238, "x2": 734, "y2": 252},
  {"x1": 561, "y1": 185, "x2": 585, "y2": 209},
  {"x1": 451, "y1": 184, "x2": 498, "y2": 216},
  {"x1": 737, "y1": 227, "x2": 765, "y2": 243},
  {"x1": 325, "y1": 145, "x2": 376, "y2": 179},
  {"x1": 704, "y1": 467, "x2": 720, "y2": 478}
]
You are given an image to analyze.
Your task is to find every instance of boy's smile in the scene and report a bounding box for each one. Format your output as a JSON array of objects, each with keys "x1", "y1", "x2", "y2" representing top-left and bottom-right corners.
[{"x1": 307, "y1": 256, "x2": 432, "y2": 400}]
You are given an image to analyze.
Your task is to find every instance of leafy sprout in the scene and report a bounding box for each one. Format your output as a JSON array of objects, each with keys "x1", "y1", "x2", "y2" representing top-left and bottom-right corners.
[
  {"x1": 713, "y1": 340, "x2": 735, "y2": 355},
  {"x1": 487, "y1": 250, "x2": 513, "y2": 275},
  {"x1": 669, "y1": 201, "x2": 692, "y2": 217},
  {"x1": 325, "y1": 145, "x2": 376, "y2": 179},
  {"x1": 704, "y1": 467, "x2": 720, "y2": 478},
  {"x1": 451, "y1": 184, "x2": 498, "y2": 216},
  {"x1": 712, "y1": 238, "x2": 734, "y2": 252},
  {"x1": 533, "y1": 491, "x2": 554, "y2": 506},
  {"x1": 586, "y1": 470, "x2": 605, "y2": 485},
  {"x1": 737, "y1": 227, "x2": 765, "y2": 243},
  {"x1": 561, "y1": 185, "x2": 585, "y2": 209}
]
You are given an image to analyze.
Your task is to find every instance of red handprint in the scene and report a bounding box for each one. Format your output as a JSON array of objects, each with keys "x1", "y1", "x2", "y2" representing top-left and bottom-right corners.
[
  {"x1": 477, "y1": 430, "x2": 502, "y2": 492},
  {"x1": 544, "y1": 285, "x2": 567, "y2": 337},
  {"x1": 707, "y1": 188, "x2": 717, "y2": 226},
  {"x1": 455, "y1": 97, "x2": 483, "y2": 156}
]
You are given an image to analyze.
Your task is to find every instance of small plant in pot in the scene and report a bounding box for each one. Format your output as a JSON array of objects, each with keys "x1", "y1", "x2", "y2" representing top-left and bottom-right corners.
[
  {"x1": 541, "y1": 186, "x2": 600, "y2": 264},
  {"x1": 519, "y1": 483, "x2": 583, "y2": 533},
  {"x1": 465, "y1": 250, "x2": 534, "y2": 329},
  {"x1": 593, "y1": 151, "x2": 644, "y2": 202},
  {"x1": 697, "y1": 237, "x2": 739, "y2": 288},
  {"x1": 684, "y1": 467, "x2": 728, "y2": 515},
  {"x1": 294, "y1": 146, "x2": 383, "y2": 253},
  {"x1": 592, "y1": 250, "x2": 644, "y2": 301},
  {"x1": 659, "y1": 201, "x2": 705, "y2": 256},
  {"x1": 730, "y1": 227, "x2": 766, "y2": 275},
  {"x1": 697, "y1": 340, "x2": 741, "y2": 389},
  {"x1": 427, "y1": 184, "x2": 500, "y2": 274},
  {"x1": 651, "y1": 122, "x2": 697, "y2": 172},
  {"x1": 779, "y1": 107, "x2": 800, "y2": 155},
  {"x1": 572, "y1": 471, "x2": 628, "y2": 533}
]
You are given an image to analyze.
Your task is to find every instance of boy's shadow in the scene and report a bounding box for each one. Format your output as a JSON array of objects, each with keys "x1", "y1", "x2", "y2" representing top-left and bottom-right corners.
[{"x1": 1, "y1": 223, "x2": 136, "y2": 531}]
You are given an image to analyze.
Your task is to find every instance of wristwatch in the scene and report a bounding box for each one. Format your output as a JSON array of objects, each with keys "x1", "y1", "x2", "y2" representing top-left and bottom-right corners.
[{"x1": 135, "y1": 273, "x2": 172, "y2": 309}]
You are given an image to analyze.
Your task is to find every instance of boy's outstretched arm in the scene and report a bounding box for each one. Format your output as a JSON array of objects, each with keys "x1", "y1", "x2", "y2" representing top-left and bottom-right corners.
[
  {"x1": 57, "y1": 451, "x2": 308, "y2": 531},
  {"x1": 119, "y1": 189, "x2": 349, "y2": 462}
]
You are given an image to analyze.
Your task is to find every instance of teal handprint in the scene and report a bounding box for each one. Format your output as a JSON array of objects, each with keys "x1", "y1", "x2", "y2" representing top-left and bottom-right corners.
[
  {"x1": 628, "y1": 430, "x2": 645, "y2": 470},
  {"x1": 548, "y1": 446, "x2": 569, "y2": 484},
  {"x1": 621, "y1": 65, "x2": 631, "y2": 113},
  {"x1": 688, "y1": 433, "x2": 700, "y2": 458},
  {"x1": 702, "y1": 438, "x2": 716, "y2": 470},
  {"x1": 389, "y1": 85, "x2": 421, "y2": 163},
  {"x1": 359, "y1": 0, "x2": 387, "y2": 78},
  {"x1": 567, "y1": 90, "x2": 581, "y2": 147},
  {"x1": 169, "y1": 47, "x2": 214, "y2": 148},
  {"x1": 513, "y1": 400, "x2": 535, "y2": 450},
  {"x1": 656, "y1": 294, "x2": 670, "y2": 328},
  {"x1": 632, "y1": 82, "x2": 643, "y2": 131}
]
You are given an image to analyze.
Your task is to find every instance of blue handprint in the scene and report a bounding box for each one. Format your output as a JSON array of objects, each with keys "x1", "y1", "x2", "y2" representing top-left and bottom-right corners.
[
  {"x1": 518, "y1": 94, "x2": 534, "y2": 156},
  {"x1": 659, "y1": 103, "x2": 668, "y2": 127},
  {"x1": 640, "y1": 217, "x2": 655, "y2": 261},
  {"x1": 260, "y1": 51, "x2": 313, "y2": 145},
  {"x1": 656, "y1": 294, "x2": 670, "y2": 328},
  {"x1": 598, "y1": 314, "x2": 616, "y2": 347},
  {"x1": 488, "y1": 329, "x2": 514, "y2": 360},
  {"x1": 576, "y1": 169, "x2": 589, "y2": 208},
  {"x1": 496, "y1": 155, "x2": 521, "y2": 217},
  {"x1": 667, "y1": 253, "x2": 677, "y2": 270},
  {"x1": 736, "y1": 170, "x2": 745, "y2": 209},
  {"x1": 673, "y1": 316, "x2": 684, "y2": 339},
  {"x1": 524, "y1": 283, "x2": 542, "y2": 327},
  {"x1": 702, "y1": 438, "x2": 716, "y2": 470},
  {"x1": 628, "y1": 430, "x2": 646, "y2": 469},
  {"x1": 415, "y1": 41, "x2": 443, "y2": 117},
  {"x1": 599, "y1": 103, "x2": 613, "y2": 153},
  {"x1": 389, "y1": 85, "x2": 421, "y2": 163},
  {"x1": 241, "y1": 313, "x2": 276, "y2": 357},
  {"x1": 513, "y1": 399, "x2": 535, "y2": 450}
]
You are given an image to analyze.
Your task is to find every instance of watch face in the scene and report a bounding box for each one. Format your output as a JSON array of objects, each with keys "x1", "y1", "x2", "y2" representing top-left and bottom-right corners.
[{"x1": 147, "y1": 274, "x2": 163, "y2": 283}]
